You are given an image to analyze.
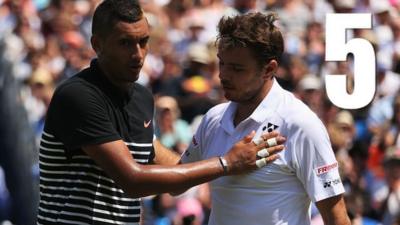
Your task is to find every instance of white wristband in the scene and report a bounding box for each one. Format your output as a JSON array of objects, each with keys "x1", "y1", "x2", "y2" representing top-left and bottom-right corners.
[{"x1": 218, "y1": 156, "x2": 229, "y2": 174}]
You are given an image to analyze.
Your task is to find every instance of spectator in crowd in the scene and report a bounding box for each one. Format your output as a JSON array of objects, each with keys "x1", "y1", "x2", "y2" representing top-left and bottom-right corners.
[
  {"x1": 296, "y1": 74, "x2": 324, "y2": 117},
  {"x1": 381, "y1": 147, "x2": 400, "y2": 225},
  {"x1": 344, "y1": 190, "x2": 381, "y2": 225},
  {"x1": 27, "y1": 67, "x2": 55, "y2": 145},
  {"x1": 155, "y1": 95, "x2": 192, "y2": 154},
  {"x1": 0, "y1": 35, "x2": 37, "y2": 225},
  {"x1": 382, "y1": 93, "x2": 400, "y2": 149}
]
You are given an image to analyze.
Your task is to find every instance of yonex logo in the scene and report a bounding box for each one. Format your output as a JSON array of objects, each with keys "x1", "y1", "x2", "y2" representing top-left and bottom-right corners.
[
  {"x1": 262, "y1": 122, "x2": 279, "y2": 133},
  {"x1": 323, "y1": 178, "x2": 341, "y2": 188}
]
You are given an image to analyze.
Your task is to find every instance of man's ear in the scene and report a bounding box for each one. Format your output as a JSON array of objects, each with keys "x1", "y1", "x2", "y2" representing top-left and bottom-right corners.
[
  {"x1": 90, "y1": 35, "x2": 102, "y2": 56},
  {"x1": 262, "y1": 59, "x2": 278, "y2": 79}
]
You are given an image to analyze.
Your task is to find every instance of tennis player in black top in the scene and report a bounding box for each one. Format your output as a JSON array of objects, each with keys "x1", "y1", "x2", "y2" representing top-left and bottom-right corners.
[{"x1": 37, "y1": 0, "x2": 285, "y2": 224}]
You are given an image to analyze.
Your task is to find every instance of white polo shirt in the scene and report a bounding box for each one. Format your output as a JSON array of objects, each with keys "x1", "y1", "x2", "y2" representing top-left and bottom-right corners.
[{"x1": 181, "y1": 79, "x2": 345, "y2": 225}]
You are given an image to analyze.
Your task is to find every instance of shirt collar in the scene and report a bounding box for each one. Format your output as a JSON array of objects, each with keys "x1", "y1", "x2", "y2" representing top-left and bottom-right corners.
[
  {"x1": 249, "y1": 78, "x2": 283, "y2": 123},
  {"x1": 220, "y1": 102, "x2": 237, "y2": 134}
]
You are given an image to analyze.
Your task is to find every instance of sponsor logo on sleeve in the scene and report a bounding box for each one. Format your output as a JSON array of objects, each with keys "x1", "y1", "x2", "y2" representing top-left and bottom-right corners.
[
  {"x1": 323, "y1": 178, "x2": 341, "y2": 188},
  {"x1": 315, "y1": 162, "x2": 338, "y2": 176}
]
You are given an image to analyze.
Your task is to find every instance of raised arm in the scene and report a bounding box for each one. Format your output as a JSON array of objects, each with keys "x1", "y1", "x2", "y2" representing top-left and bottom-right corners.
[{"x1": 83, "y1": 131, "x2": 284, "y2": 198}]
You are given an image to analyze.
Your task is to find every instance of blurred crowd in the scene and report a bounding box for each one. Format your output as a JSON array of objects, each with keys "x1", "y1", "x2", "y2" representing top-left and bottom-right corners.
[{"x1": 1, "y1": 0, "x2": 400, "y2": 224}]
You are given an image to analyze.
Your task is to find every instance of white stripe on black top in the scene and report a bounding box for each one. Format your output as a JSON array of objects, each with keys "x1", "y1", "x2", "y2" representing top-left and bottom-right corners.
[{"x1": 37, "y1": 132, "x2": 151, "y2": 225}]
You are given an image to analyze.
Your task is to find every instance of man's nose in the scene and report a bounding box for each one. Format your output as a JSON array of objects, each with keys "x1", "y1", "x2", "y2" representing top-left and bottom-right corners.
[{"x1": 131, "y1": 44, "x2": 144, "y2": 60}]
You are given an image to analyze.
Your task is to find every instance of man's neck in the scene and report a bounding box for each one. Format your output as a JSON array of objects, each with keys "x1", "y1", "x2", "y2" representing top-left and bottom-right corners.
[
  {"x1": 98, "y1": 61, "x2": 132, "y2": 93},
  {"x1": 233, "y1": 103, "x2": 259, "y2": 127},
  {"x1": 233, "y1": 78, "x2": 274, "y2": 127}
]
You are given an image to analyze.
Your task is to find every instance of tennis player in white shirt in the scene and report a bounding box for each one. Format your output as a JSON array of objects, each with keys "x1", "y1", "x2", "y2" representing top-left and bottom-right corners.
[{"x1": 181, "y1": 12, "x2": 351, "y2": 225}]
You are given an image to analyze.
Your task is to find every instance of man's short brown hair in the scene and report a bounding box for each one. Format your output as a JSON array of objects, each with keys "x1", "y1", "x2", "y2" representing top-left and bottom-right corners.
[{"x1": 216, "y1": 12, "x2": 284, "y2": 68}]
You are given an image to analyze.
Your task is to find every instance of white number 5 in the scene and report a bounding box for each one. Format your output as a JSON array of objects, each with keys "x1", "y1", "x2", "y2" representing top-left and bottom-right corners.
[{"x1": 325, "y1": 13, "x2": 376, "y2": 109}]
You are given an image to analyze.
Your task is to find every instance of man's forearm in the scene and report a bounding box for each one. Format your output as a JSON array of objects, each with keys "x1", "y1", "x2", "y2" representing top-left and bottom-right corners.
[
  {"x1": 317, "y1": 195, "x2": 351, "y2": 225},
  {"x1": 125, "y1": 157, "x2": 224, "y2": 198},
  {"x1": 83, "y1": 140, "x2": 228, "y2": 198}
]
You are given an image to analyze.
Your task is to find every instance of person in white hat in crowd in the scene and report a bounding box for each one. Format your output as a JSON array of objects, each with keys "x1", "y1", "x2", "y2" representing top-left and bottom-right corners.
[
  {"x1": 155, "y1": 96, "x2": 192, "y2": 154},
  {"x1": 296, "y1": 74, "x2": 324, "y2": 118}
]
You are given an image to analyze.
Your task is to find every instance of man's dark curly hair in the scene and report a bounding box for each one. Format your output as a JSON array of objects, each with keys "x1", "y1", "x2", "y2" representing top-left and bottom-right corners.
[
  {"x1": 216, "y1": 12, "x2": 284, "y2": 68},
  {"x1": 92, "y1": 0, "x2": 143, "y2": 38}
]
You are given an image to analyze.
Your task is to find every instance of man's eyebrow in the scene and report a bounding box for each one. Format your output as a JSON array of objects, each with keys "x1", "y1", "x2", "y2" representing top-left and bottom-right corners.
[
  {"x1": 226, "y1": 62, "x2": 245, "y2": 67},
  {"x1": 228, "y1": 62, "x2": 244, "y2": 66},
  {"x1": 119, "y1": 35, "x2": 150, "y2": 41}
]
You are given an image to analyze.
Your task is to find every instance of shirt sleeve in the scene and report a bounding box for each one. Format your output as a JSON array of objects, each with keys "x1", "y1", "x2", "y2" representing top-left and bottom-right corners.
[
  {"x1": 46, "y1": 81, "x2": 120, "y2": 151},
  {"x1": 290, "y1": 117, "x2": 345, "y2": 203}
]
